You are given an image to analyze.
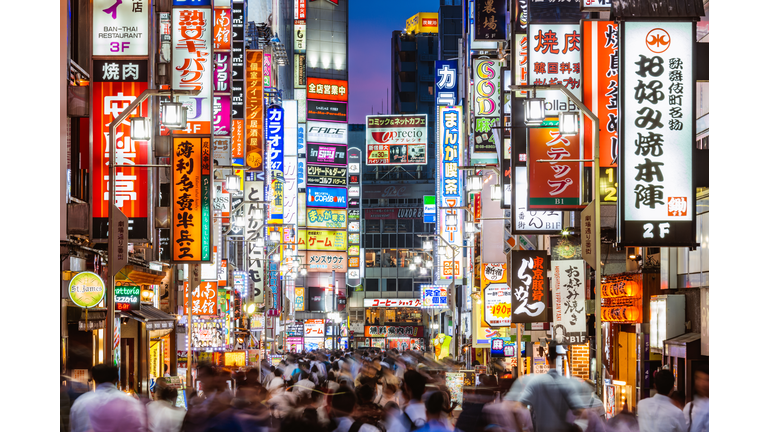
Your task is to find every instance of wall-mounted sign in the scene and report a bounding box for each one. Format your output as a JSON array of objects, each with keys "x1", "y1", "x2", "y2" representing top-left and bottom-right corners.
[
  {"x1": 213, "y1": 7, "x2": 231, "y2": 50},
  {"x1": 294, "y1": 54, "x2": 306, "y2": 88},
  {"x1": 475, "y1": 0, "x2": 506, "y2": 41},
  {"x1": 365, "y1": 114, "x2": 427, "y2": 166},
  {"x1": 93, "y1": 0, "x2": 149, "y2": 56},
  {"x1": 364, "y1": 208, "x2": 424, "y2": 220},
  {"x1": 298, "y1": 251, "x2": 348, "y2": 272},
  {"x1": 552, "y1": 260, "x2": 587, "y2": 345},
  {"x1": 510, "y1": 251, "x2": 550, "y2": 323},
  {"x1": 514, "y1": 166, "x2": 563, "y2": 233},
  {"x1": 306, "y1": 186, "x2": 347, "y2": 209},
  {"x1": 294, "y1": 20, "x2": 306, "y2": 53},
  {"x1": 184, "y1": 281, "x2": 219, "y2": 316},
  {"x1": 482, "y1": 264, "x2": 510, "y2": 327},
  {"x1": 365, "y1": 298, "x2": 423, "y2": 308},
  {"x1": 172, "y1": 8, "x2": 212, "y2": 134},
  {"x1": 307, "y1": 77, "x2": 348, "y2": 102},
  {"x1": 435, "y1": 60, "x2": 458, "y2": 106},
  {"x1": 528, "y1": 23, "x2": 581, "y2": 116},
  {"x1": 437, "y1": 106, "x2": 464, "y2": 280},
  {"x1": 172, "y1": 137, "x2": 212, "y2": 263},
  {"x1": 424, "y1": 195, "x2": 436, "y2": 223},
  {"x1": 365, "y1": 326, "x2": 424, "y2": 338},
  {"x1": 244, "y1": 175, "x2": 265, "y2": 303},
  {"x1": 267, "y1": 105, "x2": 285, "y2": 223},
  {"x1": 405, "y1": 12, "x2": 439, "y2": 34},
  {"x1": 115, "y1": 285, "x2": 141, "y2": 311},
  {"x1": 213, "y1": 95, "x2": 231, "y2": 136},
  {"x1": 421, "y1": 285, "x2": 448, "y2": 309},
  {"x1": 245, "y1": 50, "x2": 264, "y2": 170},
  {"x1": 295, "y1": 287, "x2": 305, "y2": 312},
  {"x1": 307, "y1": 121, "x2": 348, "y2": 145},
  {"x1": 307, "y1": 165, "x2": 347, "y2": 187},
  {"x1": 306, "y1": 208, "x2": 347, "y2": 229},
  {"x1": 528, "y1": 124, "x2": 584, "y2": 210},
  {"x1": 304, "y1": 319, "x2": 325, "y2": 336},
  {"x1": 307, "y1": 100, "x2": 347, "y2": 122},
  {"x1": 69, "y1": 272, "x2": 106, "y2": 309},
  {"x1": 618, "y1": 21, "x2": 695, "y2": 247},
  {"x1": 297, "y1": 229, "x2": 347, "y2": 251},
  {"x1": 307, "y1": 143, "x2": 347, "y2": 166},
  {"x1": 583, "y1": 20, "x2": 619, "y2": 169}
]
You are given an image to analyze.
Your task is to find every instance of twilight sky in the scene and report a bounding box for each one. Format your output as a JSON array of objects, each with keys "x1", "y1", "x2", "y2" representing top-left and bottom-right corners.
[{"x1": 348, "y1": 0, "x2": 443, "y2": 125}]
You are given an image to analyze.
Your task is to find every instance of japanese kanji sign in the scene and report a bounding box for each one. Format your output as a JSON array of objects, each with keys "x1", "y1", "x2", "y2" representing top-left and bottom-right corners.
[
  {"x1": 172, "y1": 137, "x2": 212, "y2": 263},
  {"x1": 510, "y1": 250, "x2": 550, "y2": 323},
  {"x1": 618, "y1": 21, "x2": 696, "y2": 247},
  {"x1": 213, "y1": 7, "x2": 231, "y2": 50},
  {"x1": 244, "y1": 173, "x2": 265, "y2": 304},
  {"x1": 528, "y1": 23, "x2": 581, "y2": 115},
  {"x1": 583, "y1": 20, "x2": 619, "y2": 169},
  {"x1": 172, "y1": 8, "x2": 212, "y2": 134},
  {"x1": 528, "y1": 123, "x2": 584, "y2": 210},
  {"x1": 306, "y1": 208, "x2": 347, "y2": 229},
  {"x1": 475, "y1": 0, "x2": 506, "y2": 41},
  {"x1": 435, "y1": 60, "x2": 458, "y2": 106},
  {"x1": 93, "y1": 0, "x2": 149, "y2": 56},
  {"x1": 91, "y1": 78, "x2": 150, "y2": 241},
  {"x1": 307, "y1": 77, "x2": 348, "y2": 102},
  {"x1": 365, "y1": 326, "x2": 424, "y2": 338},
  {"x1": 184, "y1": 281, "x2": 219, "y2": 316},
  {"x1": 421, "y1": 285, "x2": 448, "y2": 309},
  {"x1": 365, "y1": 115, "x2": 427, "y2": 166},
  {"x1": 514, "y1": 166, "x2": 563, "y2": 233},
  {"x1": 267, "y1": 105, "x2": 285, "y2": 223},
  {"x1": 437, "y1": 106, "x2": 464, "y2": 280},
  {"x1": 245, "y1": 50, "x2": 264, "y2": 170},
  {"x1": 552, "y1": 260, "x2": 587, "y2": 345},
  {"x1": 482, "y1": 264, "x2": 510, "y2": 327},
  {"x1": 473, "y1": 59, "x2": 501, "y2": 155}
]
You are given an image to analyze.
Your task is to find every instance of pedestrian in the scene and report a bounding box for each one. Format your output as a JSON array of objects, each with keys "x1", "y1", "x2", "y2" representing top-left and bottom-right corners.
[
  {"x1": 683, "y1": 364, "x2": 709, "y2": 432},
  {"x1": 509, "y1": 342, "x2": 586, "y2": 432},
  {"x1": 69, "y1": 363, "x2": 146, "y2": 432},
  {"x1": 146, "y1": 386, "x2": 185, "y2": 432},
  {"x1": 327, "y1": 385, "x2": 380, "y2": 432},
  {"x1": 413, "y1": 391, "x2": 452, "y2": 432},
  {"x1": 267, "y1": 368, "x2": 286, "y2": 393},
  {"x1": 637, "y1": 369, "x2": 686, "y2": 432}
]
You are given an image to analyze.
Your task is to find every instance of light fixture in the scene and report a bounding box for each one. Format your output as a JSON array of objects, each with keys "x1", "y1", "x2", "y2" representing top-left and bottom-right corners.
[
  {"x1": 467, "y1": 174, "x2": 483, "y2": 192},
  {"x1": 271, "y1": 254, "x2": 280, "y2": 262},
  {"x1": 559, "y1": 111, "x2": 579, "y2": 136},
  {"x1": 234, "y1": 215, "x2": 246, "y2": 227},
  {"x1": 225, "y1": 175, "x2": 241, "y2": 193},
  {"x1": 254, "y1": 237, "x2": 265, "y2": 248},
  {"x1": 414, "y1": 256, "x2": 423, "y2": 265},
  {"x1": 445, "y1": 213, "x2": 458, "y2": 227},
  {"x1": 422, "y1": 241, "x2": 433, "y2": 252},
  {"x1": 300, "y1": 268, "x2": 308, "y2": 276},
  {"x1": 490, "y1": 184, "x2": 502, "y2": 201},
  {"x1": 269, "y1": 230, "x2": 280, "y2": 243},
  {"x1": 465, "y1": 221, "x2": 477, "y2": 233},
  {"x1": 284, "y1": 248, "x2": 294, "y2": 258},
  {"x1": 141, "y1": 289, "x2": 155, "y2": 301},
  {"x1": 247, "y1": 303, "x2": 256, "y2": 314},
  {"x1": 420, "y1": 267, "x2": 427, "y2": 275},
  {"x1": 289, "y1": 272, "x2": 298, "y2": 279},
  {"x1": 252, "y1": 207, "x2": 264, "y2": 221},
  {"x1": 524, "y1": 97, "x2": 546, "y2": 126},
  {"x1": 130, "y1": 117, "x2": 151, "y2": 141},
  {"x1": 426, "y1": 260, "x2": 433, "y2": 269},
  {"x1": 161, "y1": 101, "x2": 188, "y2": 130},
  {"x1": 438, "y1": 246, "x2": 447, "y2": 257},
  {"x1": 409, "y1": 263, "x2": 417, "y2": 271}
]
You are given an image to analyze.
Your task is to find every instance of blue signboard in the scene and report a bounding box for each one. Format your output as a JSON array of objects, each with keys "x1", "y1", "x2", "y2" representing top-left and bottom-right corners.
[
  {"x1": 435, "y1": 60, "x2": 458, "y2": 106},
  {"x1": 173, "y1": 0, "x2": 211, "y2": 6},
  {"x1": 306, "y1": 186, "x2": 347, "y2": 209}
]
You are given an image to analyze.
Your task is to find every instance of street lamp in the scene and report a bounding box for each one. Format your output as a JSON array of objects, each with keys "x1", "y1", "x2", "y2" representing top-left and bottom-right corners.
[
  {"x1": 422, "y1": 240, "x2": 433, "y2": 252},
  {"x1": 269, "y1": 230, "x2": 281, "y2": 243},
  {"x1": 490, "y1": 184, "x2": 502, "y2": 201},
  {"x1": 233, "y1": 215, "x2": 246, "y2": 227},
  {"x1": 254, "y1": 236, "x2": 265, "y2": 248},
  {"x1": 467, "y1": 174, "x2": 483, "y2": 192},
  {"x1": 226, "y1": 175, "x2": 241, "y2": 193},
  {"x1": 161, "y1": 101, "x2": 188, "y2": 130},
  {"x1": 247, "y1": 302, "x2": 257, "y2": 314},
  {"x1": 559, "y1": 111, "x2": 580, "y2": 136},
  {"x1": 445, "y1": 214, "x2": 458, "y2": 227},
  {"x1": 409, "y1": 263, "x2": 417, "y2": 271},
  {"x1": 523, "y1": 97, "x2": 546, "y2": 126},
  {"x1": 414, "y1": 256, "x2": 423, "y2": 265},
  {"x1": 130, "y1": 117, "x2": 151, "y2": 141},
  {"x1": 464, "y1": 221, "x2": 477, "y2": 234}
]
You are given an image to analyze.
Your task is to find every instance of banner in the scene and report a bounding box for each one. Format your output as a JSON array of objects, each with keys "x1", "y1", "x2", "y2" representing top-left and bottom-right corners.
[
  {"x1": 365, "y1": 115, "x2": 428, "y2": 165},
  {"x1": 294, "y1": 20, "x2": 307, "y2": 53},
  {"x1": 172, "y1": 8, "x2": 212, "y2": 134},
  {"x1": 184, "y1": 281, "x2": 219, "y2": 316},
  {"x1": 245, "y1": 50, "x2": 264, "y2": 169},
  {"x1": 510, "y1": 251, "x2": 549, "y2": 323},
  {"x1": 366, "y1": 298, "x2": 423, "y2": 308},
  {"x1": 552, "y1": 260, "x2": 587, "y2": 345},
  {"x1": 172, "y1": 137, "x2": 212, "y2": 263},
  {"x1": 618, "y1": 21, "x2": 696, "y2": 247},
  {"x1": 365, "y1": 326, "x2": 424, "y2": 338},
  {"x1": 213, "y1": 7, "x2": 231, "y2": 50}
]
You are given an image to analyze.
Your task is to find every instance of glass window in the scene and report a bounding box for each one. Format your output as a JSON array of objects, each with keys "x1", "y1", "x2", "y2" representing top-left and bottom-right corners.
[
  {"x1": 366, "y1": 250, "x2": 380, "y2": 268},
  {"x1": 364, "y1": 234, "x2": 374, "y2": 248},
  {"x1": 405, "y1": 235, "x2": 414, "y2": 248},
  {"x1": 398, "y1": 220, "x2": 413, "y2": 232},
  {"x1": 398, "y1": 278, "x2": 412, "y2": 292},
  {"x1": 396, "y1": 307, "x2": 421, "y2": 323},
  {"x1": 365, "y1": 279, "x2": 378, "y2": 291},
  {"x1": 381, "y1": 234, "x2": 390, "y2": 248},
  {"x1": 366, "y1": 220, "x2": 380, "y2": 233},
  {"x1": 382, "y1": 250, "x2": 397, "y2": 268},
  {"x1": 414, "y1": 220, "x2": 424, "y2": 233},
  {"x1": 383, "y1": 219, "x2": 397, "y2": 233},
  {"x1": 386, "y1": 279, "x2": 397, "y2": 292},
  {"x1": 398, "y1": 234, "x2": 406, "y2": 248}
]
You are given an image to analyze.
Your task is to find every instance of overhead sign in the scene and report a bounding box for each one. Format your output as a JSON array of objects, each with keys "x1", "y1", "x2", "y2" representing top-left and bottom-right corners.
[
  {"x1": 307, "y1": 165, "x2": 347, "y2": 187},
  {"x1": 306, "y1": 208, "x2": 347, "y2": 229},
  {"x1": 514, "y1": 166, "x2": 563, "y2": 233},
  {"x1": 297, "y1": 229, "x2": 347, "y2": 251},
  {"x1": 423, "y1": 195, "x2": 436, "y2": 224},
  {"x1": 618, "y1": 21, "x2": 696, "y2": 247},
  {"x1": 172, "y1": 8, "x2": 212, "y2": 134},
  {"x1": 69, "y1": 272, "x2": 106, "y2": 309},
  {"x1": 406, "y1": 12, "x2": 439, "y2": 34},
  {"x1": 115, "y1": 285, "x2": 141, "y2": 311},
  {"x1": 93, "y1": 0, "x2": 149, "y2": 56},
  {"x1": 365, "y1": 298, "x2": 423, "y2": 308},
  {"x1": 482, "y1": 264, "x2": 510, "y2": 327},
  {"x1": 307, "y1": 142, "x2": 347, "y2": 166},
  {"x1": 473, "y1": 59, "x2": 501, "y2": 154},
  {"x1": 365, "y1": 115, "x2": 428, "y2": 166},
  {"x1": 307, "y1": 121, "x2": 347, "y2": 145},
  {"x1": 510, "y1": 250, "x2": 550, "y2": 323},
  {"x1": 172, "y1": 137, "x2": 212, "y2": 263},
  {"x1": 307, "y1": 77, "x2": 348, "y2": 102},
  {"x1": 298, "y1": 251, "x2": 348, "y2": 272},
  {"x1": 245, "y1": 50, "x2": 264, "y2": 170},
  {"x1": 304, "y1": 319, "x2": 325, "y2": 337},
  {"x1": 552, "y1": 260, "x2": 587, "y2": 345},
  {"x1": 437, "y1": 106, "x2": 464, "y2": 280},
  {"x1": 213, "y1": 95, "x2": 231, "y2": 136},
  {"x1": 307, "y1": 100, "x2": 347, "y2": 122},
  {"x1": 475, "y1": 0, "x2": 506, "y2": 41},
  {"x1": 528, "y1": 23, "x2": 581, "y2": 115},
  {"x1": 213, "y1": 7, "x2": 231, "y2": 50},
  {"x1": 184, "y1": 281, "x2": 219, "y2": 316},
  {"x1": 435, "y1": 60, "x2": 458, "y2": 106},
  {"x1": 421, "y1": 285, "x2": 448, "y2": 309},
  {"x1": 528, "y1": 123, "x2": 584, "y2": 210}
]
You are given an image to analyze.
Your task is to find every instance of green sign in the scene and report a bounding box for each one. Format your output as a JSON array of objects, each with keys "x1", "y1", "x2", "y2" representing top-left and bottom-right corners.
[
  {"x1": 68, "y1": 272, "x2": 105, "y2": 308},
  {"x1": 115, "y1": 285, "x2": 141, "y2": 311}
]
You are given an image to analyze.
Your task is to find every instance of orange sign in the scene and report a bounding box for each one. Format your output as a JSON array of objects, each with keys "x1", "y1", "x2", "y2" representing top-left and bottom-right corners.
[
  {"x1": 213, "y1": 8, "x2": 231, "y2": 51},
  {"x1": 172, "y1": 137, "x2": 212, "y2": 263},
  {"x1": 184, "y1": 280, "x2": 219, "y2": 315},
  {"x1": 528, "y1": 123, "x2": 583, "y2": 210},
  {"x1": 583, "y1": 20, "x2": 618, "y2": 168},
  {"x1": 307, "y1": 77, "x2": 348, "y2": 102},
  {"x1": 245, "y1": 50, "x2": 264, "y2": 169},
  {"x1": 232, "y1": 119, "x2": 244, "y2": 158}
]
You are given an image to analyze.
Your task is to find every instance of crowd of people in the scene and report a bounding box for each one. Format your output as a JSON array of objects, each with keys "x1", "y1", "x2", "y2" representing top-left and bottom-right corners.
[{"x1": 62, "y1": 342, "x2": 709, "y2": 432}]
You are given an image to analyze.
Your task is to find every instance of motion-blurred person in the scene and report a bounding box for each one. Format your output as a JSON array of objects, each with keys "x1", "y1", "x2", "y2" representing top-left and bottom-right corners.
[
  {"x1": 182, "y1": 365, "x2": 238, "y2": 432},
  {"x1": 327, "y1": 386, "x2": 381, "y2": 432},
  {"x1": 511, "y1": 342, "x2": 586, "y2": 432},
  {"x1": 69, "y1": 363, "x2": 146, "y2": 432},
  {"x1": 378, "y1": 383, "x2": 400, "y2": 408},
  {"x1": 637, "y1": 369, "x2": 686, "y2": 432},
  {"x1": 683, "y1": 364, "x2": 709, "y2": 432},
  {"x1": 413, "y1": 391, "x2": 452, "y2": 432},
  {"x1": 267, "y1": 368, "x2": 286, "y2": 393},
  {"x1": 233, "y1": 384, "x2": 272, "y2": 431},
  {"x1": 395, "y1": 370, "x2": 429, "y2": 432},
  {"x1": 146, "y1": 386, "x2": 185, "y2": 432},
  {"x1": 354, "y1": 384, "x2": 386, "y2": 429},
  {"x1": 482, "y1": 378, "x2": 533, "y2": 432}
]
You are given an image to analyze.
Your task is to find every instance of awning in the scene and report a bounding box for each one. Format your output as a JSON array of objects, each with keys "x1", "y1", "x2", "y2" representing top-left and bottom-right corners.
[
  {"x1": 76, "y1": 307, "x2": 107, "y2": 331},
  {"x1": 664, "y1": 332, "x2": 702, "y2": 359},
  {"x1": 115, "y1": 265, "x2": 167, "y2": 285},
  {"x1": 613, "y1": 0, "x2": 705, "y2": 20},
  {"x1": 121, "y1": 304, "x2": 177, "y2": 333}
]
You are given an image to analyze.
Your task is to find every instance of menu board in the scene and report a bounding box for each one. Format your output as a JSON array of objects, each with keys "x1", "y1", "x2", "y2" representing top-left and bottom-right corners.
[{"x1": 445, "y1": 372, "x2": 465, "y2": 406}]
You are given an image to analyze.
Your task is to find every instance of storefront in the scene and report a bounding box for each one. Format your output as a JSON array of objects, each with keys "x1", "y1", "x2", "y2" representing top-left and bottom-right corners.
[
  {"x1": 120, "y1": 303, "x2": 176, "y2": 396},
  {"x1": 363, "y1": 298, "x2": 423, "y2": 326},
  {"x1": 363, "y1": 324, "x2": 424, "y2": 350}
]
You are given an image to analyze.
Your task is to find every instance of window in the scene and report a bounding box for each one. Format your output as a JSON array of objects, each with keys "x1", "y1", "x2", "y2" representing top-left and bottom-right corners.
[
  {"x1": 366, "y1": 220, "x2": 381, "y2": 233},
  {"x1": 365, "y1": 279, "x2": 378, "y2": 291},
  {"x1": 386, "y1": 279, "x2": 397, "y2": 292},
  {"x1": 398, "y1": 278, "x2": 412, "y2": 292},
  {"x1": 366, "y1": 250, "x2": 380, "y2": 268},
  {"x1": 381, "y1": 234, "x2": 390, "y2": 248},
  {"x1": 364, "y1": 234, "x2": 374, "y2": 248},
  {"x1": 398, "y1": 220, "x2": 413, "y2": 232},
  {"x1": 382, "y1": 250, "x2": 397, "y2": 268},
  {"x1": 373, "y1": 235, "x2": 381, "y2": 248},
  {"x1": 384, "y1": 220, "x2": 397, "y2": 233},
  {"x1": 414, "y1": 220, "x2": 425, "y2": 233}
]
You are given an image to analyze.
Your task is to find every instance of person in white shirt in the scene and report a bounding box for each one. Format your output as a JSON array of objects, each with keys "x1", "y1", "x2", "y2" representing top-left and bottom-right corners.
[
  {"x1": 327, "y1": 385, "x2": 380, "y2": 432},
  {"x1": 683, "y1": 366, "x2": 709, "y2": 432},
  {"x1": 266, "y1": 368, "x2": 286, "y2": 393},
  {"x1": 69, "y1": 364, "x2": 146, "y2": 432},
  {"x1": 637, "y1": 369, "x2": 687, "y2": 432},
  {"x1": 146, "y1": 386, "x2": 185, "y2": 432}
]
